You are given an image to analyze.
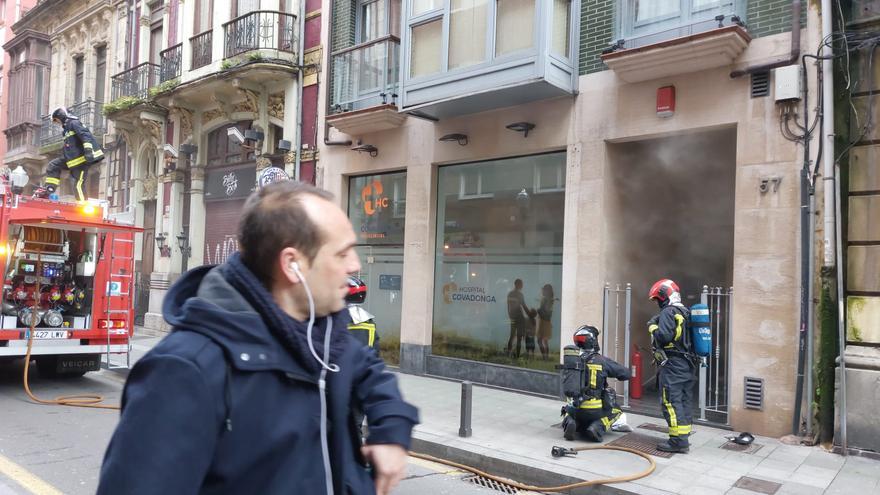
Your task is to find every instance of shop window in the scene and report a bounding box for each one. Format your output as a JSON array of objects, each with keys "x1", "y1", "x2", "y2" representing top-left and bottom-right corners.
[
  {"x1": 348, "y1": 171, "x2": 407, "y2": 365},
  {"x1": 433, "y1": 152, "x2": 565, "y2": 372}
]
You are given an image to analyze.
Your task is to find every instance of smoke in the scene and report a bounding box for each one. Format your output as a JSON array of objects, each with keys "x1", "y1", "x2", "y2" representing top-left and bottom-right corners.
[{"x1": 603, "y1": 128, "x2": 737, "y2": 363}]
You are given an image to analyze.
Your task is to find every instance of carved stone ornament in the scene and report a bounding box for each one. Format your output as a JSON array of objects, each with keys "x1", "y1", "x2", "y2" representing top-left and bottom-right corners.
[
  {"x1": 202, "y1": 108, "x2": 224, "y2": 124},
  {"x1": 174, "y1": 107, "x2": 194, "y2": 139},
  {"x1": 268, "y1": 93, "x2": 285, "y2": 120},
  {"x1": 284, "y1": 150, "x2": 296, "y2": 164},
  {"x1": 140, "y1": 119, "x2": 162, "y2": 141},
  {"x1": 141, "y1": 174, "x2": 158, "y2": 201},
  {"x1": 233, "y1": 88, "x2": 259, "y2": 114},
  {"x1": 255, "y1": 156, "x2": 272, "y2": 171}
]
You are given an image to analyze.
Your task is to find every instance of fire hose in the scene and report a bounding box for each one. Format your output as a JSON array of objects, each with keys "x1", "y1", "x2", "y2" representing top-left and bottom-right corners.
[
  {"x1": 20, "y1": 258, "x2": 119, "y2": 410},
  {"x1": 409, "y1": 443, "x2": 656, "y2": 492}
]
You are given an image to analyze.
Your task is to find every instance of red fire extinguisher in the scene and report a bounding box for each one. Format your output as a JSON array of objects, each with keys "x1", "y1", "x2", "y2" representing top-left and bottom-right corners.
[{"x1": 630, "y1": 344, "x2": 643, "y2": 399}]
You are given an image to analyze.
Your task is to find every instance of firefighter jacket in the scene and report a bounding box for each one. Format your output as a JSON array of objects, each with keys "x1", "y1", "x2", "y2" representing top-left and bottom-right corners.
[
  {"x1": 577, "y1": 353, "x2": 631, "y2": 411},
  {"x1": 98, "y1": 253, "x2": 419, "y2": 495},
  {"x1": 649, "y1": 303, "x2": 696, "y2": 384},
  {"x1": 61, "y1": 117, "x2": 104, "y2": 169}
]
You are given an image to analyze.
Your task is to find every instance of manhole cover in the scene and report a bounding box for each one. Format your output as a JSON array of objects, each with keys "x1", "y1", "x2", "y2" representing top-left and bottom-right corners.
[
  {"x1": 721, "y1": 441, "x2": 764, "y2": 454},
  {"x1": 607, "y1": 432, "x2": 675, "y2": 458},
  {"x1": 733, "y1": 476, "x2": 781, "y2": 494},
  {"x1": 462, "y1": 474, "x2": 520, "y2": 494},
  {"x1": 638, "y1": 423, "x2": 668, "y2": 433}
]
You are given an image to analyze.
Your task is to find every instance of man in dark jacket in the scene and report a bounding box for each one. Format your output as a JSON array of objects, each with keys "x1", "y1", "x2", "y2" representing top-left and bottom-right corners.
[
  {"x1": 98, "y1": 181, "x2": 419, "y2": 495},
  {"x1": 34, "y1": 107, "x2": 105, "y2": 201},
  {"x1": 648, "y1": 278, "x2": 694, "y2": 454}
]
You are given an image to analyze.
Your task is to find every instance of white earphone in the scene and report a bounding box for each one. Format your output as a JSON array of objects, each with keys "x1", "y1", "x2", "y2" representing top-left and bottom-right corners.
[{"x1": 289, "y1": 260, "x2": 340, "y2": 374}]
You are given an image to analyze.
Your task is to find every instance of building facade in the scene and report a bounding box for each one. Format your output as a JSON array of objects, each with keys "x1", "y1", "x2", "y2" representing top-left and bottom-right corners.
[
  {"x1": 101, "y1": 0, "x2": 322, "y2": 330},
  {"x1": 317, "y1": 0, "x2": 830, "y2": 438},
  {"x1": 0, "y1": 0, "x2": 40, "y2": 161}
]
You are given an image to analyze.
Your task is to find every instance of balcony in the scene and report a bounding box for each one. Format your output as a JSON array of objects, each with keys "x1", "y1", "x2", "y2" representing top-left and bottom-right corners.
[
  {"x1": 111, "y1": 62, "x2": 160, "y2": 101},
  {"x1": 191, "y1": 30, "x2": 213, "y2": 70},
  {"x1": 39, "y1": 99, "x2": 105, "y2": 147},
  {"x1": 398, "y1": 1, "x2": 579, "y2": 120},
  {"x1": 160, "y1": 43, "x2": 182, "y2": 83},
  {"x1": 223, "y1": 10, "x2": 297, "y2": 59},
  {"x1": 327, "y1": 36, "x2": 405, "y2": 135},
  {"x1": 601, "y1": 16, "x2": 751, "y2": 83}
]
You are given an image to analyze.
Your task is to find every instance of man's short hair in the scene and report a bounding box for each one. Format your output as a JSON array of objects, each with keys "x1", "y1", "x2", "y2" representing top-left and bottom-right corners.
[{"x1": 237, "y1": 181, "x2": 334, "y2": 286}]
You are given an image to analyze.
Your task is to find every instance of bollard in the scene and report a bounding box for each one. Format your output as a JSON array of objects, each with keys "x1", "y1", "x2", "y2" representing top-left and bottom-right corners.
[{"x1": 459, "y1": 381, "x2": 473, "y2": 438}]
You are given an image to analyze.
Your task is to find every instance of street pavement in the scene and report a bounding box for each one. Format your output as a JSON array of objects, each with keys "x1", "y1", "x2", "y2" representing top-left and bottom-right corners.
[{"x1": 2, "y1": 332, "x2": 880, "y2": 494}]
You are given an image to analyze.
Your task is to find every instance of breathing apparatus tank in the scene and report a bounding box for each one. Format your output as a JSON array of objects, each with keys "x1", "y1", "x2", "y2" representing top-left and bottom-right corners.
[{"x1": 689, "y1": 303, "x2": 712, "y2": 358}]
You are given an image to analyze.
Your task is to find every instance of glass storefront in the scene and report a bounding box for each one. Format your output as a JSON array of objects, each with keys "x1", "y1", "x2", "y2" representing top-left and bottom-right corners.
[
  {"x1": 348, "y1": 172, "x2": 407, "y2": 364},
  {"x1": 432, "y1": 152, "x2": 565, "y2": 372}
]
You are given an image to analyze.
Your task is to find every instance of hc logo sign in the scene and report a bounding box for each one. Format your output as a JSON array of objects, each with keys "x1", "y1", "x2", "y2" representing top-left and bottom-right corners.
[{"x1": 361, "y1": 180, "x2": 389, "y2": 216}]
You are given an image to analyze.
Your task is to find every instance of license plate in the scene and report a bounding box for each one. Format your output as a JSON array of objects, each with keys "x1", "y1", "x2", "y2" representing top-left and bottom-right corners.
[{"x1": 33, "y1": 330, "x2": 69, "y2": 339}]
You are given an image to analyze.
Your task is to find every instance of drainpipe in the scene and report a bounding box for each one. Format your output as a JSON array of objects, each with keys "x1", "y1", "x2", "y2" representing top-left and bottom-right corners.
[
  {"x1": 730, "y1": 1, "x2": 800, "y2": 78},
  {"x1": 294, "y1": 0, "x2": 305, "y2": 181}
]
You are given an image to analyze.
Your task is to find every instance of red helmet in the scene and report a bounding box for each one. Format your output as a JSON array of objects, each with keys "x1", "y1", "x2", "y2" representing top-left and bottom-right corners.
[
  {"x1": 648, "y1": 279, "x2": 679, "y2": 303},
  {"x1": 345, "y1": 276, "x2": 367, "y2": 305},
  {"x1": 573, "y1": 325, "x2": 600, "y2": 351}
]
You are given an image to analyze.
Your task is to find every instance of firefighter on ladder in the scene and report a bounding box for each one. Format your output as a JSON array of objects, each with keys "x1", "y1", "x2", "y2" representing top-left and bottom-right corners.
[{"x1": 34, "y1": 107, "x2": 105, "y2": 201}]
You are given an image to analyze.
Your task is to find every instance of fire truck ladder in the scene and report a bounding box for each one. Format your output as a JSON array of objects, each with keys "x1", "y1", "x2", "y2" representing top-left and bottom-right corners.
[{"x1": 103, "y1": 234, "x2": 133, "y2": 370}]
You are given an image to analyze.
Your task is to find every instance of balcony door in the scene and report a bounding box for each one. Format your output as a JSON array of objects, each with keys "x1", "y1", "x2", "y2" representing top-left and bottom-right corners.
[{"x1": 356, "y1": 0, "x2": 399, "y2": 97}]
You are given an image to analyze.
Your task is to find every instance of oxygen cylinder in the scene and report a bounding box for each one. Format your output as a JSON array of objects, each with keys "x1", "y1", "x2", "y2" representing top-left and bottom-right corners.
[
  {"x1": 689, "y1": 303, "x2": 712, "y2": 357},
  {"x1": 630, "y1": 344, "x2": 643, "y2": 399}
]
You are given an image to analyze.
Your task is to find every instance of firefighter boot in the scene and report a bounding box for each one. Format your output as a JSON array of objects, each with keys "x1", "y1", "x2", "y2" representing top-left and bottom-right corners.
[
  {"x1": 584, "y1": 422, "x2": 603, "y2": 443},
  {"x1": 657, "y1": 440, "x2": 689, "y2": 454},
  {"x1": 563, "y1": 417, "x2": 577, "y2": 441}
]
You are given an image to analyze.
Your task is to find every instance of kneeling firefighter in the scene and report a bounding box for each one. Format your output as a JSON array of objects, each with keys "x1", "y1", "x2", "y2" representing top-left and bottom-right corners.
[
  {"x1": 345, "y1": 275, "x2": 380, "y2": 354},
  {"x1": 560, "y1": 325, "x2": 631, "y2": 442},
  {"x1": 34, "y1": 107, "x2": 105, "y2": 201},
  {"x1": 648, "y1": 278, "x2": 695, "y2": 454}
]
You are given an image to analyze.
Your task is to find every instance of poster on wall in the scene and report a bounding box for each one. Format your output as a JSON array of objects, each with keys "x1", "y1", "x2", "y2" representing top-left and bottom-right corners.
[
  {"x1": 348, "y1": 172, "x2": 406, "y2": 245},
  {"x1": 205, "y1": 166, "x2": 256, "y2": 200}
]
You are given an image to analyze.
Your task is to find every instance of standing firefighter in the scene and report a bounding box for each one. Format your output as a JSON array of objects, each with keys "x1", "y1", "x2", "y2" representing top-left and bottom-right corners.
[
  {"x1": 34, "y1": 107, "x2": 104, "y2": 201},
  {"x1": 648, "y1": 278, "x2": 694, "y2": 454},
  {"x1": 346, "y1": 276, "x2": 380, "y2": 354},
  {"x1": 560, "y1": 325, "x2": 631, "y2": 442}
]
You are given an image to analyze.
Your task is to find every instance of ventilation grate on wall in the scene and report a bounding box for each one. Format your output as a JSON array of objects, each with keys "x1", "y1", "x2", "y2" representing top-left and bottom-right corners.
[
  {"x1": 751, "y1": 71, "x2": 770, "y2": 98},
  {"x1": 744, "y1": 376, "x2": 764, "y2": 410}
]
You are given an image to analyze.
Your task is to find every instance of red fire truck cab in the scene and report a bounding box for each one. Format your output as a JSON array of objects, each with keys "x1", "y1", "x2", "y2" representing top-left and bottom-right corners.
[{"x1": 0, "y1": 194, "x2": 141, "y2": 377}]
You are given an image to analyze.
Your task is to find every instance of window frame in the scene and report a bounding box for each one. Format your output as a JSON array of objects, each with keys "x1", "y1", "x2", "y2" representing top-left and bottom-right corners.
[
  {"x1": 617, "y1": 0, "x2": 745, "y2": 44},
  {"x1": 405, "y1": 0, "x2": 544, "y2": 82}
]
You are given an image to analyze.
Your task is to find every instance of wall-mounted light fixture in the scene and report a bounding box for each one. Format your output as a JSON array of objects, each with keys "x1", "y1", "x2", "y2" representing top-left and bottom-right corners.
[
  {"x1": 176, "y1": 231, "x2": 191, "y2": 258},
  {"x1": 155, "y1": 232, "x2": 171, "y2": 257},
  {"x1": 352, "y1": 144, "x2": 378, "y2": 157},
  {"x1": 277, "y1": 140, "x2": 292, "y2": 152},
  {"x1": 505, "y1": 122, "x2": 535, "y2": 138},
  {"x1": 439, "y1": 133, "x2": 468, "y2": 146}
]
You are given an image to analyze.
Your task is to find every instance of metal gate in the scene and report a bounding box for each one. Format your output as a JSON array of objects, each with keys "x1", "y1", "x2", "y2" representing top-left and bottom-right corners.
[
  {"x1": 602, "y1": 283, "x2": 632, "y2": 408},
  {"x1": 697, "y1": 286, "x2": 733, "y2": 425}
]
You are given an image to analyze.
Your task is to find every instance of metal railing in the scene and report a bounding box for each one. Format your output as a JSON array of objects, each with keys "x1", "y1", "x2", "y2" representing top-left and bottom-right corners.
[
  {"x1": 602, "y1": 283, "x2": 632, "y2": 408},
  {"x1": 39, "y1": 99, "x2": 105, "y2": 147},
  {"x1": 698, "y1": 286, "x2": 733, "y2": 425},
  {"x1": 223, "y1": 10, "x2": 297, "y2": 59},
  {"x1": 160, "y1": 43, "x2": 182, "y2": 83},
  {"x1": 329, "y1": 36, "x2": 400, "y2": 114},
  {"x1": 111, "y1": 62, "x2": 160, "y2": 100},
  {"x1": 615, "y1": 13, "x2": 746, "y2": 51},
  {"x1": 191, "y1": 30, "x2": 213, "y2": 70}
]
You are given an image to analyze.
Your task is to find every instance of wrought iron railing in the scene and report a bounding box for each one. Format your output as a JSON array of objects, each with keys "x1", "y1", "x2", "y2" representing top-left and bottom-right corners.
[
  {"x1": 111, "y1": 62, "x2": 160, "y2": 100},
  {"x1": 160, "y1": 43, "x2": 183, "y2": 82},
  {"x1": 329, "y1": 36, "x2": 400, "y2": 114},
  {"x1": 40, "y1": 99, "x2": 105, "y2": 147},
  {"x1": 191, "y1": 30, "x2": 213, "y2": 70},
  {"x1": 223, "y1": 10, "x2": 297, "y2": 59}
]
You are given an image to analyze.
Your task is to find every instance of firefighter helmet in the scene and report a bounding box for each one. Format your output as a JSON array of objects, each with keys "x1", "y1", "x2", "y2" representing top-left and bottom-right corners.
[
  {"x1": 573, "y1": 325, "x2": 600, "y2": 352},
  {"x1": 345, "y1": 276, "x2": 367, "y2": 305},
  {"x1": 648, "y1": 279, "x2": 680, "y2": 303},
  {"x1": 51, "y1": 107, "x2": 70, "y2": 123}
]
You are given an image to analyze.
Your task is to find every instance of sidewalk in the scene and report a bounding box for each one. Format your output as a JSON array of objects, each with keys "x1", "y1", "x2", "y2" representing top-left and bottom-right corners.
[{"x1": 110, "y1": 331, "x2": 880, "y2": 494}]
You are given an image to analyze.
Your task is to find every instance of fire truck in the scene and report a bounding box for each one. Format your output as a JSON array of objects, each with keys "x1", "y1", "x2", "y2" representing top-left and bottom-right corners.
[{"x1": 0, "y1": 173, "x2": 140, "y2": 377}]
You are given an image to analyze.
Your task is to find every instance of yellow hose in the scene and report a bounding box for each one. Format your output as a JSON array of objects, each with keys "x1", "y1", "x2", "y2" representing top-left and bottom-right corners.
[{"x1": 410, "y1": 443, "x2": 656, "y2": 492}]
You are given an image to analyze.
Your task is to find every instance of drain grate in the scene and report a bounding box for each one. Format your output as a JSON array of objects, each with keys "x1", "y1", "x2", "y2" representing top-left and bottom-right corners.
[
  {"x1": 638, "y1": 423, "x2": 668, "y2": 433},
  {"x1": 462, "y1": 474, "x2": 520, "y2": 494},
  {"x1": 733, "y1": 476, "x2": 781, "y2": 494},
  {"x1": 721, "y1": 441, "x2": 764, "y2": 454},
  {"x1": 607, "y1": 432, "x2": 675, "y2": 458}
]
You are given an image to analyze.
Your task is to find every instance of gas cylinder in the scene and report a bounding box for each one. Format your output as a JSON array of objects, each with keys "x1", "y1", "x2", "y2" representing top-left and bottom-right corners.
[{"x1": 630, "y1": 344, "x2": 643, "y2": 399}]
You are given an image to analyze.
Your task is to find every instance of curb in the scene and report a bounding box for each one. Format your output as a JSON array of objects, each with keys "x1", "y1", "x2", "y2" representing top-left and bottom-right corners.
[{"x1": 410, "y1": 437, "x2": 644, "y2": 495}]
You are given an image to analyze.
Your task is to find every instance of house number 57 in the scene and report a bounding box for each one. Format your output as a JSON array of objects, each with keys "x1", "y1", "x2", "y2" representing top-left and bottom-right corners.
[{"x1": 759, "y1": 177, "x2": 782, "y2": 194}]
